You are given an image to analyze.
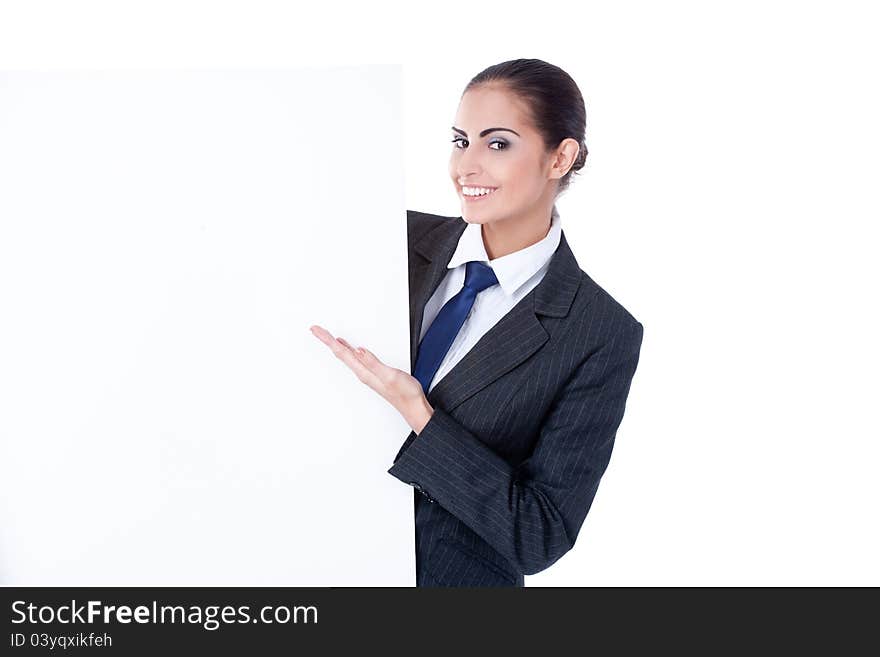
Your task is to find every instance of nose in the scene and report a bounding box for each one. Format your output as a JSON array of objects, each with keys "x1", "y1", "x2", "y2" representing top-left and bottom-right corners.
[{"x1": 455, "y1": 145, "x2": 482, "y2": 181}]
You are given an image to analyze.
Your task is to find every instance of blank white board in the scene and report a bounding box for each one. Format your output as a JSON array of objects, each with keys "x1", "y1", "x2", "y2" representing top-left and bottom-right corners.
[{"x1": 0, "y1": 67, "x2": 414, "y2": 585}]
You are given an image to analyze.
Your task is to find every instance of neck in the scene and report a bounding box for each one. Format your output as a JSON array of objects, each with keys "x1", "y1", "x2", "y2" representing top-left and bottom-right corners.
[{"x1": 480, "y1": 203, "x2": 554, "y2": 260}]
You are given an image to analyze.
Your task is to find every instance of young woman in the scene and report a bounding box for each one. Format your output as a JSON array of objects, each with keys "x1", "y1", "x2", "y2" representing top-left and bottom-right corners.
[{"x1": 311, "y1": 58, "x2": 643, "y2": 587}]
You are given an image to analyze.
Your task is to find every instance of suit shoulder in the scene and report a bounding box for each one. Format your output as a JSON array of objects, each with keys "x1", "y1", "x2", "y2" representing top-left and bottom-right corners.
[
  {"x1": 407, "y1": 209, "x2": 459, "y2": 245},
  {"x1": 575, "y1": 269, "x2": 643, "y2": 338}
]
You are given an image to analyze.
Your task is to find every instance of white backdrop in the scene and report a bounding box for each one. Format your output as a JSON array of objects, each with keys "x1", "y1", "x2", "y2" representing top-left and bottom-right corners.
[
  {"x1": 0, "y1": 1, "x2": 878, "y2": 586},
  {"x1": 0, "y1": 67, "x2": 414, "y2": 585}
]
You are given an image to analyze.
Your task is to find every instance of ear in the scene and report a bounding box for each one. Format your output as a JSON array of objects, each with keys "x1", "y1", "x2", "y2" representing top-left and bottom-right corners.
[{"x1": 548, "y1": 138, "x2": 580, "y2": 180}]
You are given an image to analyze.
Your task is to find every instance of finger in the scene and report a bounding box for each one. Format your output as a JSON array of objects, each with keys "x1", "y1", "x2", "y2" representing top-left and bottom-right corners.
[
  {"x1": 356, "y1": 346, "x2": 399, "y2": 384},
  {"x1": 328, "y1": 339, "x2": 384, "y2": 386},
  {"x1": 310, "y1": 326, "x2": 358, "y2": 361},
  {"x1": 335, "y1": 338, "x2": 362, "y2": 363},
  {"x1": 309, "y1": 325, "x2": 338, "y2": 349},
  {"x1": 333, "y1": 343, "x2": 374, "y2": 377},
  {"x1": 311, "y1": 327, "x2": 383, "y2": 390},
  {"x1": 356, "y1": 346, "x2": 380, "y2": 366}
]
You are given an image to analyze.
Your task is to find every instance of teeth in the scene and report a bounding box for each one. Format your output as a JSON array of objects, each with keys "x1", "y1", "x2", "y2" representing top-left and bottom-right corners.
[{"x1": 462, "y1": 186, "x2": 496, "y2": 197}]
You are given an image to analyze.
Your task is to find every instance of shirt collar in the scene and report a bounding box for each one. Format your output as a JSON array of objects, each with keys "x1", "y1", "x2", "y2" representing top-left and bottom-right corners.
[{"x1": 447, "y1": 206, "x2": 563, "y2": 297}]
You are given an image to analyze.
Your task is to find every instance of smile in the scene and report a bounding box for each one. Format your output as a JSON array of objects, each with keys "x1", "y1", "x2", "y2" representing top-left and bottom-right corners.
[{"x1": 461, "y1": 186, "x2": 498, "y2": 200}]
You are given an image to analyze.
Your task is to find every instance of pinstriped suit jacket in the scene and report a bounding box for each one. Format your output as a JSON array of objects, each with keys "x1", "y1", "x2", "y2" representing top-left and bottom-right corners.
[{"x1": 388, "y1": 210, "x2": 644, "y2": 587}]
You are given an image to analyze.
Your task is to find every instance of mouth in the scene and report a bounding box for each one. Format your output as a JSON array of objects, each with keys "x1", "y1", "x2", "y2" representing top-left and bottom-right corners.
[{"x1": 459, "y1": 185, "x2": 499, "y2": 202}]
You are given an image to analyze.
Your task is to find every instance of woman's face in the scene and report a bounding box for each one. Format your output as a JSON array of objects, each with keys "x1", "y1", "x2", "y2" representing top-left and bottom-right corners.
[{"x1": 449, "y1": 84, "x2": 559, "y2": 226}]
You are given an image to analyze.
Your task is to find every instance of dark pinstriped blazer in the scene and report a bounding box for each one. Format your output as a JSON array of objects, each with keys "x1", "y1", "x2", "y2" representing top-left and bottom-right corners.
[{"x1": 387, "y1": 210, "x2": 644, "y2": 587}]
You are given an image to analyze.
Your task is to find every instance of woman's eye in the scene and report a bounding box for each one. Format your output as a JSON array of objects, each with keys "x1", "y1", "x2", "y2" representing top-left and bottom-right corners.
[{"x1": 451, "y1": 137, "x2": 508, "y2": 151}]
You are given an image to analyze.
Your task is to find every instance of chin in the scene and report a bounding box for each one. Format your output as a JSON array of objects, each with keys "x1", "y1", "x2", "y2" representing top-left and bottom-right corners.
[
  {"x1": 462, "y1": 206, "x2": 511, "y2": 225},
  {"x1": 461, "y1": 204, "x2": 495, "y2": 224},
  {"x1": 461, "y1": 211, "x2": 492, "y2": 224}
]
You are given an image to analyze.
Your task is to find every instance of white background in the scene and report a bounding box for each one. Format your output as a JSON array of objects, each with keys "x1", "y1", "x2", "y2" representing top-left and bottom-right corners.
[{"x1": 1, "y1": 0, "x2": 878, "y2": 586}]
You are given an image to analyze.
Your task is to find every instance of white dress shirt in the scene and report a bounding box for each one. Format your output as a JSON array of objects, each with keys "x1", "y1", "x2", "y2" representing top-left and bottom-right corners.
[{"x1": 419, "y1": 206, "x2": 563, "y2": 393}]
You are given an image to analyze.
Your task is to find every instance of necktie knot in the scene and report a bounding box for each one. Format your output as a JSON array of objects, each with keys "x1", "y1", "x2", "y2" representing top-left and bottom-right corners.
[{"x1": 463, "y1": 260, "x2": 498, "y2": 293}]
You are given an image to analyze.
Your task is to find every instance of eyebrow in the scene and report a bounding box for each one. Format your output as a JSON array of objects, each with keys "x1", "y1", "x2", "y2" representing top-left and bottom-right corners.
[{"x1": 452, "y1": 126, "x2": 521, "y2": 138}]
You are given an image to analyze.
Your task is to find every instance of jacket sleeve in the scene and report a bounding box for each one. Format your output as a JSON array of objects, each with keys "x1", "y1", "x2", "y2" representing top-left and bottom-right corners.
[{"x1": 387, "y1": 318, "x2": 644, "y2": 576}]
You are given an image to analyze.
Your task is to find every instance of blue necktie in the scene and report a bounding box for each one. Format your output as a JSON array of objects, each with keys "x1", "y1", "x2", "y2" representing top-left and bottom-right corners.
[{"x1": 414, "y1": 260, "x2": 499, "y2": 394}]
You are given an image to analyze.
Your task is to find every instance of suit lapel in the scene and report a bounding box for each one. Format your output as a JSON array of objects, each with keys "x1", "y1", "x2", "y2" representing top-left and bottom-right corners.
[
  {"x1": 427, "y1": 298, "x2": 549, "y2": 411},
  {"x1": 409, "y1": 215, "x2": 584, "y2": 413},
  {"x1": 429, "y1": 231, "x2": 584, "y2": 412},
  {"x1": 409, "y1": 218, "x2": 468, "y2": 372}
]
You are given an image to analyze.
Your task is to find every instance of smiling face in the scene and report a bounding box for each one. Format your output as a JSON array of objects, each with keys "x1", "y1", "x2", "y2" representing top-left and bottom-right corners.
[{"x1": 449, "y1": 83, "x2": 560, "y2": 226}]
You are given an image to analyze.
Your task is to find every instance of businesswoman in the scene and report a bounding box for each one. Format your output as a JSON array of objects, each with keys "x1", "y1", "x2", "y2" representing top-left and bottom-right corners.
[{"x1": 311, "y1": 58, "x2": 643, "y2": 587}]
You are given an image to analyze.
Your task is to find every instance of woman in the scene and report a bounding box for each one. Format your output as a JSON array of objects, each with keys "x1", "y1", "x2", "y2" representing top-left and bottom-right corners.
[{"x1": 310, "y1": 58, "x2": 643, "y2": 587}]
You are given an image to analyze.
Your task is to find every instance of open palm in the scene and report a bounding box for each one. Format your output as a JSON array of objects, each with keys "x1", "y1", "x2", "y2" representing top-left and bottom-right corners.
[{"x1": 309, "y1": 324, "x2": 433, "y2": 433}]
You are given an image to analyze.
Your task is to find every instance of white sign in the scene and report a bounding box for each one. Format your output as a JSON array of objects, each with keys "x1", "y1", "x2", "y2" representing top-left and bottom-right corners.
[{"x1": 0, "y1": 67, "x2": 413, "y2": 585}]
